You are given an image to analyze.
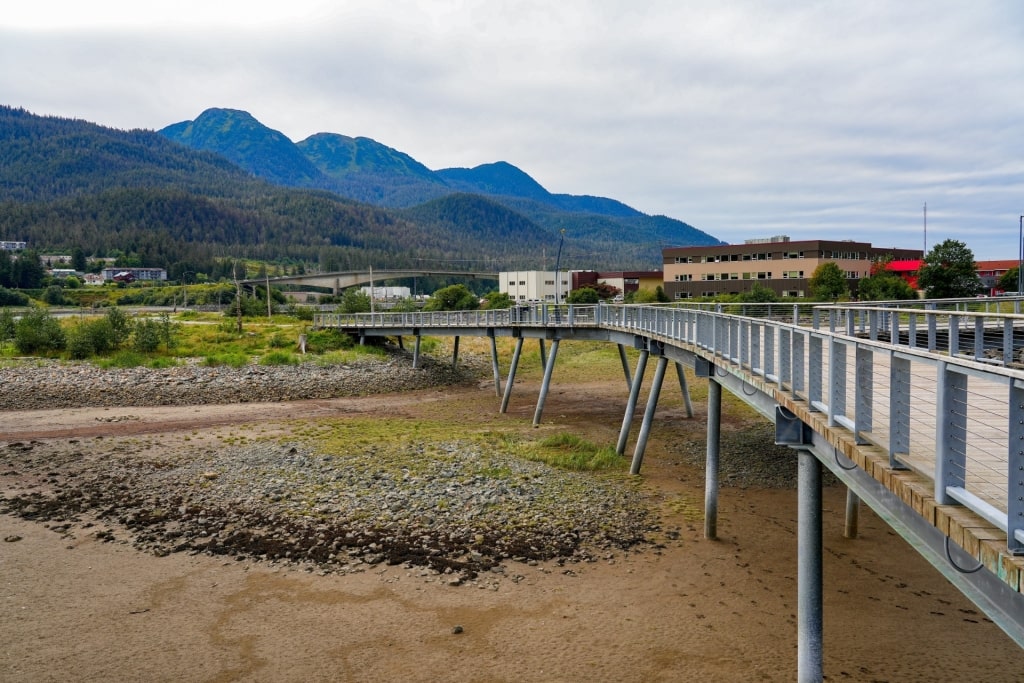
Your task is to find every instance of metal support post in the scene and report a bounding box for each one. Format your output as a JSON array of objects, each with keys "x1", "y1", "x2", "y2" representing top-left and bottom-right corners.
[
  {"x1": 500, "y1": 337, "x2": 524, "y2": 414},
  {"x1": 704, "y1": 378, "x2": 722, "y2": 538},
  {"x1": 489, "y1": 335, "x2": 501, "y2": 397},
  {"x1": 675, "y1": 362, "x2": 694, "y2": 418},
  {"x1": 630, "y1": 355, "x2": 668, "y2": 474},
  {"x1": 798, "y1": 449, "x2": 823, "y2": 683},
  {"x1": 539, "y1": 339, "x2": 547, "y2": 367},
  {"x1": 616, "y1": 350, "x2": 649, "y2": 455},
  {"x1": 618, "y1": 344, "x2": 632, "y2": 391},
  {"x1": 532, "y1": 339, "x2": 560, "y2": 427},
  {"x1": 412, "y1": 335, "x2": 421, "y2": 369},
  {"x1": 844, "y1": 488, "x2": 860, "y2": 539},
  {"x1": 452, "y1": 336, "x2": 460, "y2": 369}
]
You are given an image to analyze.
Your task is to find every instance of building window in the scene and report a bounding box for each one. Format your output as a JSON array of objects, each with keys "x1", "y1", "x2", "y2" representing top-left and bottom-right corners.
[
  {"x1": 782, "y1": 270, "x2": 803, "y2": 279},
  {"x1": 675, "y1": 274, "x2": 693, "y2": 282}
]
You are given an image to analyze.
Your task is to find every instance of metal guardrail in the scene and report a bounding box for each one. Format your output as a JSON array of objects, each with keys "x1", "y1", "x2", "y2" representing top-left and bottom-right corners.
[{"x1": 317, "y1": 299, "x2": 1024, "y2": 555}]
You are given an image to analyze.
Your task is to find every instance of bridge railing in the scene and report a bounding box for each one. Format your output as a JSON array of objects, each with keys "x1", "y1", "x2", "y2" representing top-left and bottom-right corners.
[
  {"x1": 601, "y1": 303, "x2": 1024, "y2": 554},
  {"x1": 313, "y1": 303, "x2": 602, "y2": 329}
]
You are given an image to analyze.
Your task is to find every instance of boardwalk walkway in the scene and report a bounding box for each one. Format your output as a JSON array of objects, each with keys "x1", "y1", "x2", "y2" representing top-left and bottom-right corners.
[{"x1": 316, "y1": 299, "x2": 1024, "y2": 670}]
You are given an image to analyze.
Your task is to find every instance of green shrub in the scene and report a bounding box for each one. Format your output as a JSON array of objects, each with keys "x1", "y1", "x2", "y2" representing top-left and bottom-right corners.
[
  {"x1": 268, "y1": 333, "x2": 292, "y2": 348},
  {"x1": 105, "y1": 307, "x2": 133, "y2": 347},
  {"x1": 14, "y1": 307, "x2": 66, "y2": 354},
  {"x1": 65, "y1": 325, "x2": 96, "y2": 360},
  {"x1": 147, "y1": 356, "x2": 177, "y2": 369},
  {"x1": 41, "y1": 285, "x2": 65, "y2": 306},
  {"x1": 132, "y1": 319, "x2": 162, "y2": 353},
  {"x1": 305, "y1": 328, "x2": 352, "y2": 353},
  {"x1": 0, "y1": 287, "x2": 29, "y2": 307}
]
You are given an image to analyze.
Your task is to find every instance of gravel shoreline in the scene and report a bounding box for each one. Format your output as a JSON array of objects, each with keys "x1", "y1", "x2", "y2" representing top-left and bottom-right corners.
[
  {"x1": 0, "y1": 353, "x2": 477, "y2": 410},
  {"x1": 1, "y1": 352, "x2": 658, "y2": 586}
]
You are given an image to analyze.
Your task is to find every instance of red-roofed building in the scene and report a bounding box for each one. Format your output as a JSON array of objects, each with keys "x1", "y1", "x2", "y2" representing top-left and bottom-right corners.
[
  {"x1": 884, "y1": 258, "x2": 1020, "y2": 296},
  {"x1": 976, "y1": 260, "x2": 1020, "y2": 295},
  {"x1": 885, "y1": 259, "x2": 923, "y2": 290}
]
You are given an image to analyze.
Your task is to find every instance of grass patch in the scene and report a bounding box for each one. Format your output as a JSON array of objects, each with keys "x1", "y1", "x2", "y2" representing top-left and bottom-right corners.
[
  {"x1": 260, "y1": 350, "x2": 300, "y2": 366},
  {"x1": 96, "y1": 350, "x2": 146, "y2": 368},
  {"x1": 202, "y1": 352, "x2": 249, "y2": 368},
  {"x1": 521, "y1": 433, "x2": 626, "y2": 472}
]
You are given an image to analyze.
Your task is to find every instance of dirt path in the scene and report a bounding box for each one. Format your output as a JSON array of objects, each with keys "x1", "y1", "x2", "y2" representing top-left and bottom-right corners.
[{"x1": 2, "y1": 380, "x2": 1023, "y2": 682}]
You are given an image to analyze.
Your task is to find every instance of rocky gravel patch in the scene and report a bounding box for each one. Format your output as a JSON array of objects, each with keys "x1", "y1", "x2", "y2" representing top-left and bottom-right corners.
[
  {"x1": 0, "y1": 437, "x2": 655, "y2": 586},
  {"x1": 0, "y1": 354, "x2": 477, "y2": 411}
]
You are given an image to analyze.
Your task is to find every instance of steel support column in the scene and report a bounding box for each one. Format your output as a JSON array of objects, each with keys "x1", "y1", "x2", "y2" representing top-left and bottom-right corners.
[
  {"x1": 798, "y1": 449, "x2": 824, "y2": 683},
  {"x1": 616, "y1": 350, "x2": 649, "y2": 455},
  {"x1": 675, "y1": 362, "x2": 694, "y2": 418},
  {"x1": 489, "y1": 335, "x2": 501, "y2": 397},
  {"x1": 532, "y1": 339, "x2": 560, "y2": 427},
  {"x1": 705, "y1": 378, "x2": 722, "y2": 539},
  {"x1": 845, "y1": 489, "x2": 860, "y2": 539},
  {"x1": 452, "y1": 335, "x2": 460, "y2": 369},
  {"x1": 618, "y1": 344, "x2": 632, "y2": 392},
  {"x1": 412, "y1": 335, "x2": 421, "y2": 369},
  {"x1": 630, "y1": 355, "x2": 668, "y2": 474},
  {"x1": 500, "y1": 337, "x2": 524, "y2": 414}
]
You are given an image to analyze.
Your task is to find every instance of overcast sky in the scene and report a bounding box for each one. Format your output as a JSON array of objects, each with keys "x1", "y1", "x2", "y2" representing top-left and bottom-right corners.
[{"x1": 3, "y1": 1, "x2": 1023, "y2": 260}]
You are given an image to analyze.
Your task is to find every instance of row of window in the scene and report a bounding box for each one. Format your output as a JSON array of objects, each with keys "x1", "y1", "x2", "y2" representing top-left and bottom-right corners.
[
  {"x1": 676, "y1": 270, "x2": 864, "y2": 282},
  {"x1": 675, "y1": 290, "x2": 807, "y2": 299},
  {"x1": 672, "y1": 251, "x2": 870, "y2": 264}
]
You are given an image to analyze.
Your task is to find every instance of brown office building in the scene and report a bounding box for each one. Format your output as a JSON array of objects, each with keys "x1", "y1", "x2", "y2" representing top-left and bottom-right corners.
[{"x1": 662, "y1": 236, "x2": 922, "y2": 300}]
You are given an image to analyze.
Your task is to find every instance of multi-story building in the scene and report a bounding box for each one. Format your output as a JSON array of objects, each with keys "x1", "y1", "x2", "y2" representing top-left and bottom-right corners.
[
  {"x1": 500, "y1": 270, "x2": 571, "y2": 302},
  {"x1": 662, "y1": 236, "x2": 922, "y2": 300},
  {"x1": 0, "y1": 241, "x2": 27, "y2": 251},
  {"x1": 101, "y1": 267, "x2": 168, "y2": 282}
]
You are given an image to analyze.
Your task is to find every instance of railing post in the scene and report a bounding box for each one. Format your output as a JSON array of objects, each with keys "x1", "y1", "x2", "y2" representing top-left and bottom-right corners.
[
  {"x1": 780, "y1": 327, "x2": 792, "y2": 389},
  {"x1": 765, "y1": 324, "x2": 776, "y2": 381},
  {"x1": 1004, "y1": 318, "x2": 1015, "y2": 366},
  {"x1": 752, "y1": 323, "x2": 762, "y2": 375},
  {"x1": 935, "y1": 361, "x2": 967, "y2": 504},
  {"x1": 927, "y1": 304, "x2": 937, "y2": 351},
  {"x1": 792, "y1": 331, "x2": 805, "y2": 397},
  {"x1": 1009, "y1": 379, "x2": 1024, "y2": 554},
  {"x1": 828, "y1": 339, "x2": 846, "y2": 427},
  {"x1": 854, "y1": 346, "x2": 872, "y2": 444},
  {"x1": 974, "y1": 316, "x2": 984, "y2": 362},
  {"x1": 889, "y1": 352, "x2": 911, "y2": 469},
  {"x1": 949, "y1": 314, "x2": 960, "y2": 357},
  {"x1": 809, "y1": 335, "x2": 823, "y2": 410}
]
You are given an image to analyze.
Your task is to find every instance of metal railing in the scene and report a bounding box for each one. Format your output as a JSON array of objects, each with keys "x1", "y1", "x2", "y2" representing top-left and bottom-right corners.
[{"x1": 318, "y1": 299, "x2": 1024, "y2": 554}]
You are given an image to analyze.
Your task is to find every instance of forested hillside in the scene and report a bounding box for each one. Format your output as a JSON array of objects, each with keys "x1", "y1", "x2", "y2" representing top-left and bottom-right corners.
[{"x1": 0, "y1": 105, "x2": 720, "y2": 279}]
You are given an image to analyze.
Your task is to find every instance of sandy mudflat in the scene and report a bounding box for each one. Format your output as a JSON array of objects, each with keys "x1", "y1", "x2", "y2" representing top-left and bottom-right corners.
[{"x1": 2, "y1": 381, "x2": 1023, "y2": 682}]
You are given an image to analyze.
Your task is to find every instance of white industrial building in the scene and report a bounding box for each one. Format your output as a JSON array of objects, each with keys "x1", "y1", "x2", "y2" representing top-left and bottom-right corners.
[{"x1": 499, "y1": 270, "x2": 571, "y2": 303}]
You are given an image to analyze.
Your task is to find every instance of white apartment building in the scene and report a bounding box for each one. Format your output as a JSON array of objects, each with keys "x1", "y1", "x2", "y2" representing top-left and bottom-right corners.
[{"x1": 500, "y1": 270, "x2": 571, "y2": 303}]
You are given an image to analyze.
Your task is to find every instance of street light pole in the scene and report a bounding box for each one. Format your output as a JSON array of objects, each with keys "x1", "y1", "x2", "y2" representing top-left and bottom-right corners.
[
  {"x1": 554, "y1": 229, "x2": 566, "y2": 303},
  {"x1": 1019, "y1": 215, "x2": 1023, "y2": 295}
]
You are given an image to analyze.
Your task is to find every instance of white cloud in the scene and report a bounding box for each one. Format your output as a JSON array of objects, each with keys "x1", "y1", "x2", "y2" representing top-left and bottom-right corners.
[{"x1": 2, "y1": 0, "x2": 1023, "y2": 259}]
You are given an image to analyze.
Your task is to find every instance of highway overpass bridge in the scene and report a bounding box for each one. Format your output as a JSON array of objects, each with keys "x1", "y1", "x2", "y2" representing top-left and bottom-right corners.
[
  {"x1": 242, "y1": 269, "x2": 497, "y2": 294},
  {"x1": 316, "y1": 298, "x2": 1024, "y2": 679}
]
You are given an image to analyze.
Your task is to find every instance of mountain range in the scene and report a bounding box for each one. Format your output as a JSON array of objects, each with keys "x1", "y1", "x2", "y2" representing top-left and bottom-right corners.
[{"x1": 0, "y1": 104, "x2": 722, "y2": 279}]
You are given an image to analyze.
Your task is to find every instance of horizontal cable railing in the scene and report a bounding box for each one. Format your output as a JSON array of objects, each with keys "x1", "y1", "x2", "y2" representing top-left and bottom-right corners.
[{"x1": 319, "y1": 299, "x2": 1024, "y2": 554}]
